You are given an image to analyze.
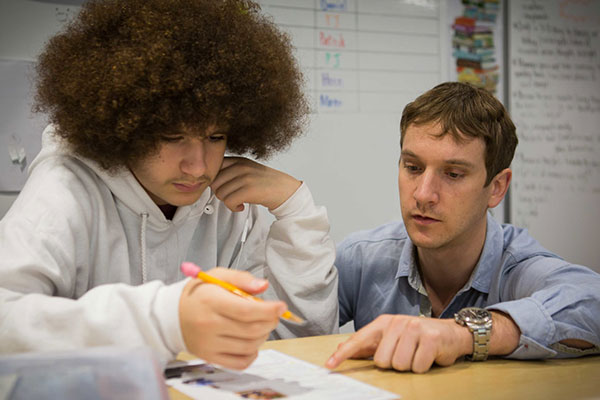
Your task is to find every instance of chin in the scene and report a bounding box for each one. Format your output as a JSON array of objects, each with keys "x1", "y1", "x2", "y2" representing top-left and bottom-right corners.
[
  {"x1": 409, "y1": 237, "x2": 438, "y2": 249},
  {"x1": 406, "y1": 229, "x2": 444, "y2": 249},
  {"x1": 167, "y1": 194, "x2": 204, "y2": 207}
]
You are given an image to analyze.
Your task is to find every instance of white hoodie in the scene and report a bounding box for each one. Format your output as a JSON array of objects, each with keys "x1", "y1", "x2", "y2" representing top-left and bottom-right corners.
[{"x1": 0, "y1": 126, "x2": 338, "y2": 363}]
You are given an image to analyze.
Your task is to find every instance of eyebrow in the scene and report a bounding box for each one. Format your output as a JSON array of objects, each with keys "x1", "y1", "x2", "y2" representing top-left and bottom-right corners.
[{"x1": 400, "y1": 150, "x2": 477, "y2": 169}]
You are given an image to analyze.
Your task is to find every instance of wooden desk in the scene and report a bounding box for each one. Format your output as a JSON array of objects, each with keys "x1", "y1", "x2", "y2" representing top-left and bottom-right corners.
[{"x1": 170, "y1": 333, "x2": 600, "y2": 399}]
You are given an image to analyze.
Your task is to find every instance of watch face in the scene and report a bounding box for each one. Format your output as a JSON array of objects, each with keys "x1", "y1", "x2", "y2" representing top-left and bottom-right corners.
[{"x1": 459, "y1": 307, "x2": 491, "y2": 323}]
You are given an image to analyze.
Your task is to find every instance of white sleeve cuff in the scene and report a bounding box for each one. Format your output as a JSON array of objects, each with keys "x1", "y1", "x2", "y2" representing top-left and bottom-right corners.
[
  {"x1": 152, "y1": 279, "x2": 188, "y2": 360},
  {"x1": 270, "y1": 182, "x2": 316, "y2": 220}
]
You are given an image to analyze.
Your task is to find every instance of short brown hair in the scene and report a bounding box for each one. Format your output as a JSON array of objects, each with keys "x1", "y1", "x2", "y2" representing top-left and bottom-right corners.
[
  {"x1": 400, "y1": 82, "x2": 518, "y2": 186},
  {"x1": 34, "y1": 0, "x2": 308, "y2": 171}
]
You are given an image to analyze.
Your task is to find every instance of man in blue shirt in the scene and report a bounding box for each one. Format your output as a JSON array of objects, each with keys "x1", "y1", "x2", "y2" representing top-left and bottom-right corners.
[{"x1": 326, "y1": 82, "x2": 600, "y2": 373}]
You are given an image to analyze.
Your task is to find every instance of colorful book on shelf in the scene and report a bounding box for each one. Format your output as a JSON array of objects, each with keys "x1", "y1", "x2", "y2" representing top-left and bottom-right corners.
[
  {"x1": 453, "y1": 49, "x2": 495, "y2": 62},
  {"x1": 457, "y1": 65, "x2": 499, "y2": 74},
  {"x1": 463, "y1": 5, "x2": 499, "y2": 22},
  {"x1": 454, "y1": 45, "x2": 496, "y2": 56},
  {"x1": 453, "y1": 34, "x2": 495, "y2": 48},
  {"x1": 457, "y1": 66, "x2": 499, "y2": 84},
  {"x1": 457, "y1": 58, "x2": 497, "y2": 70},
  {"x1": 453, "y1": 23, "x2": 493, "y2": 34},
  {"x1": 454, "y1": 16, "x2": 476, "y2": 27}
]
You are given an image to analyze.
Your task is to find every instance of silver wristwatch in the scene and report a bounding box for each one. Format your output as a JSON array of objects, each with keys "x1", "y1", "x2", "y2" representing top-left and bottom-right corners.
[{"x1": 454, "y1": 307, "x2": 492, "y2": 361}]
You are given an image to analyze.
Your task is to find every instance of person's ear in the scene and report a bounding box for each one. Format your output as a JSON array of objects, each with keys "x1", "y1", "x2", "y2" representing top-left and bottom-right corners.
[{"x1": 488, "y1": 168, "x2": 512, "y2": 208}]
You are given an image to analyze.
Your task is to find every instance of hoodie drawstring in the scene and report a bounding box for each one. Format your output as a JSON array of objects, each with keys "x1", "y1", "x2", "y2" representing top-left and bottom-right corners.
[
  {"x1": 140, "y1": 212, "x2": 149, "y2": 284},
  {"x1": 138, "y1": 193, "x2": 215, "y2": 284},
  {"x1": 233, "y1": 217, "x2": 250, "y2": 269}
]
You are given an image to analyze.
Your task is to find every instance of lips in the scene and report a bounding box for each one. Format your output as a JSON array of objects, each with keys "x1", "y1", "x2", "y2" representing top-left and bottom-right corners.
[
  {"x1": 173, "y1": 181, "x2": 205, "y2": 192},
  {"x1": 411, "y1": 213, "x2": 440, "y2": 225}
]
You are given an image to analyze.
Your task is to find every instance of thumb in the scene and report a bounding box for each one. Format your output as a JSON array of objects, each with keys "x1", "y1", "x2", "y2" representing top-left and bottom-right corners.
[{"x1": 208, "y1": 267, "x2": 269, "y2": 295}]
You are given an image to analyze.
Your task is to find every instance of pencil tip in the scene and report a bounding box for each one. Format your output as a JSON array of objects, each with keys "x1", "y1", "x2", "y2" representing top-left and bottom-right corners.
[{"x1": 284, "y1": 313, "x2": 305, "y2": 324}]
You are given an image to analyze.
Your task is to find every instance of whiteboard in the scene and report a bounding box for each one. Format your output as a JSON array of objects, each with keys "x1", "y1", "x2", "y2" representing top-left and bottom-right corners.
[
  {"x1": 508, "y1": 0, "x2": 600, "y2": 268},
  {"x1": 264, "y1": 0, "x2": 450, "y2": 241}
]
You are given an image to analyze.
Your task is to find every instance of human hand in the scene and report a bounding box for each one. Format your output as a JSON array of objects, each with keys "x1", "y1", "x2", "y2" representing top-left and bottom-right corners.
[
  {"x1": 210, "y1": 157, "x2": 301, "y2": 212},
  {"x1": 325, "y1": 314, "x2": 472, "y2": 373},
  {"x1": 179, "y1": 267, "x2": 287, "y2": 370}
]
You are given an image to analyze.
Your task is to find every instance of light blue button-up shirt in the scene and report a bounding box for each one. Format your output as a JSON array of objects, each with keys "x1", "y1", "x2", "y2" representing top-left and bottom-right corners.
[{"x1": 337, "y1": 213, "x2": 600, "y2": 359}]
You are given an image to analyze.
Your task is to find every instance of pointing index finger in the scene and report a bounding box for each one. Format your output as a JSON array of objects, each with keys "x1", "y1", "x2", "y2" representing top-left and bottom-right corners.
[{"x1": 325, "y1": 327, "x2": 381, "y2": 369}]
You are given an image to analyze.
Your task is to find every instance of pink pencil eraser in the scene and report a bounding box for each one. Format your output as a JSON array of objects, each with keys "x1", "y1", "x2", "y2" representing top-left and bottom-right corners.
[{"x1": 181, "y1": 262, "x2": 201, "y2": 277}]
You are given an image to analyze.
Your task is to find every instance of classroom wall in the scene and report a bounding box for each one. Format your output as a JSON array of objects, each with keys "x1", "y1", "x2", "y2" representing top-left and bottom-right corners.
[
  {"x1": 0, "y1": 194, "x2": 15, "y2": 218},
  {"x1": 0, "y1": 0, "x2": 73, "y2": 216}
]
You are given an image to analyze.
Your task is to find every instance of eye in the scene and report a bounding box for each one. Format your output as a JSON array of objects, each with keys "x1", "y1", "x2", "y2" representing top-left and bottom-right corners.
[
  {"x1": 161, "y1": 135, "x2": 184, "y2": 143},
  {"x1": 208, "y1": 134, "x2": 227, "y2": 143},
  {"x1": 403, "y1": 162, "x2": 421, "y2": 174},
  {"x1": 446, "y1": 171, "x2": 464, "y2": 179}
]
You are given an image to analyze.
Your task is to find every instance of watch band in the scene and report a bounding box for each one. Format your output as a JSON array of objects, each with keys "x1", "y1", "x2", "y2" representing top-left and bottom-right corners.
[{"x1": 469, "y1": 323, "x2": 492, "y2": 361}]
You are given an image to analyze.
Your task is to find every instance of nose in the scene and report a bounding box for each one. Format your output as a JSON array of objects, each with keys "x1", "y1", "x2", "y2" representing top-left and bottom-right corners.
[
  {"x1": 413, "y1": 170, "x2": 439, "y2": 208},
  {"x1": 180, "y1": 139, "x2": 207, "y2": 178}
]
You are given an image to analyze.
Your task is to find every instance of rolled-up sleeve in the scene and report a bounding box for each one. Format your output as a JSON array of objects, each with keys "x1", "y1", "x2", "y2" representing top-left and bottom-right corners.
[{"x1": 488, "y1": 256, "x2": 600, "y2": 359}]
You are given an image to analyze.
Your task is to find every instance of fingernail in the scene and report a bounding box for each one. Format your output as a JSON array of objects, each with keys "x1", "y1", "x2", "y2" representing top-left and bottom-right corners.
[
  {"x1": 325, "y1": 356, "x2": 335, "y2": 368},
  {"x1": 250, "y1": 279, "x2": 267, "y2": 290}
]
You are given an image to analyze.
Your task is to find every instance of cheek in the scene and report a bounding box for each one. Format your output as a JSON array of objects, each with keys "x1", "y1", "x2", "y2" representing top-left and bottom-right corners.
[
  {"x1": 156, "y1": 147, "x2": 177, "y2": 165},
  {"x1": 155, "y1": 148, "x2": 185, "y2": 173},
  {"x1": 449, "y1": 187, "x2": 488, "y2": 218},
  {"x1": 208, "y1": 148, "x2": 226, "y2": 173},
  {"x1": 139, "y1": 156, "x2": 174, "y2": 185},
  {"x1": 397, "y1": 174, "x2": 413, "y2": 199}
]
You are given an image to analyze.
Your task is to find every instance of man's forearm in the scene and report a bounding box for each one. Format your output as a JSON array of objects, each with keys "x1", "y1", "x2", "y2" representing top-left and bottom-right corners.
[{"x1": 489, "y1": 311, "x2": 596, "y2": 354}]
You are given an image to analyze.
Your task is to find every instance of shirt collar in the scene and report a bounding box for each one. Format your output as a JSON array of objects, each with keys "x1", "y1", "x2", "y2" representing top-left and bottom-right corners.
[
  {"x1": 395, "y1": 227, "x2": 423, "y2": 291},
  {"x1": 396, "y1": 225, "x2": 413, "y2": 277},
  {"x1": 394, "y1": 212, "x2": 504, "y2": 295},
  {"x1": 469, "y1": 212, "x2": 504, "y2": 293}
]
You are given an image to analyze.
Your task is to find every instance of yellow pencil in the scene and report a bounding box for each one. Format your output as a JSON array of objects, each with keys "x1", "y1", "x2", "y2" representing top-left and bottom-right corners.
[{"x1": 181, "y1": 262, "x2": 304, "y2": 323}]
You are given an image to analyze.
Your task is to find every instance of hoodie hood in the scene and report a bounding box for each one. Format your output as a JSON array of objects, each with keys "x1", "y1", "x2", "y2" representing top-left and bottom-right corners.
[{"x1": 33, "y1": 125, "x2": 214, "y2": 232}]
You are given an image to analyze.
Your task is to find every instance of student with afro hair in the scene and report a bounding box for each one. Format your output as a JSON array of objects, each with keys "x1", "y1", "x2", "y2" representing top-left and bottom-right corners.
[{"x1": 0, "y1": 0, "x2": 338, "y2": 369}]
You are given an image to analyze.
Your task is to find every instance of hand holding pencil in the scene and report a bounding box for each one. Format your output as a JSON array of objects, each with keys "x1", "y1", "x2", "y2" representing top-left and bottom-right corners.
[
  {"x1": 181, "y1": 262, "x2": 304, "y2": 323},
  {"x1": 178, "y1": 263, "x2": 299, "y2": 370}
]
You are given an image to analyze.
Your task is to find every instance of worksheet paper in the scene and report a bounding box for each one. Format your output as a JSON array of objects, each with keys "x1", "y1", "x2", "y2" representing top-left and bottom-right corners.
[{"x1": 166, "y1": 349, "x2": 399, "y2": 400}]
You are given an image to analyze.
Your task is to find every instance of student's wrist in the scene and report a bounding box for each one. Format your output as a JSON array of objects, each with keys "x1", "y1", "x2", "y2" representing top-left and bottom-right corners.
[
  {"x1": 156, "y1": 280, "x2": 189, "y2": 355},
  {"x1": 266, "y1": 176, "x2": 302, "y2": 211},
  {"x1": 269, "y1": 181, "x2": 310, "y2": 218}
]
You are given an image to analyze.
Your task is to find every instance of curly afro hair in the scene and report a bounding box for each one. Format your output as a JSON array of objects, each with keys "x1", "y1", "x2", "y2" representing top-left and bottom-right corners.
[{"x1": 34, "y1": 0, "x2": 308, "y2": 171}]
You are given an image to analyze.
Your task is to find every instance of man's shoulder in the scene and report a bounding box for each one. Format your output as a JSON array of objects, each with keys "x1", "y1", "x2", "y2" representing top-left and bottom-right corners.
[
  {"x1": 335, "y1": 222, "x2": 409, "y2": 292},
  {"x1": 494, "y1": 223, "x2": 598, "y2": 288},
  {"x1": 337, "y1": 220, "x2": 409, "y2": 259},
  {"x1": 499, "y1": 223, "x2": 559, "y2": 261},
  {"x1": 493, "y1": 223, "x2": 573, "y2": 274}
]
